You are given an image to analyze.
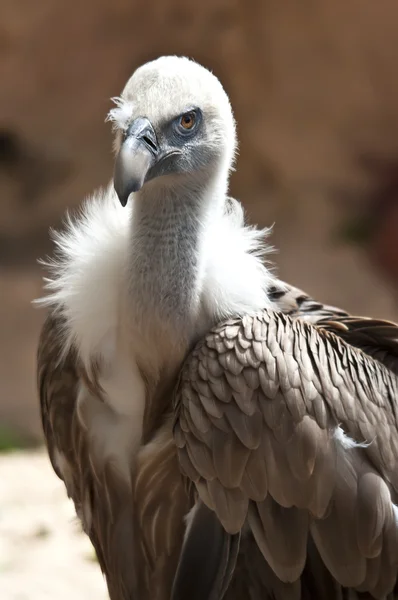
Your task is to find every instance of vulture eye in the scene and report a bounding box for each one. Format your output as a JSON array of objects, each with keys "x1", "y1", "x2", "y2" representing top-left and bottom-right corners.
[{"x1": 179, "y1": 111, "x2": 196, "y2": 130}]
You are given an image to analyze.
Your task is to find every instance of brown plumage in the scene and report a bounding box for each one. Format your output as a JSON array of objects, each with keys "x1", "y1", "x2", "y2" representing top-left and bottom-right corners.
[
  {"x1": 38, "y1": 312, "x2": 192, "y2": 599},
  {"x1": 39, "y1": 278, "x2": 398, "y2": 599},
  {"x1": 172, "y1": 282, "x2": 398, "y2": 600}
]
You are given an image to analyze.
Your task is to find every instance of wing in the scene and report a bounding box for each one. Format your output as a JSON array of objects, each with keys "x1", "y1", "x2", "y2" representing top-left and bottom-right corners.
[
  {"x1": 133, "y1": 416, "x2": 193, "y2": 599},
  {"x1": 38, "y1": 313, "x2": 138, "y2": 599},
  {"x1": 39, "y1": 313, "x2": 192, "y2": 600},
  {"x1": 267, "y1": 279, "x2": 350, "y2": 323},
  {"x1": 38, "y1": 313, "x2": 88, "y2": 526},
  {"x1": 173, "y1": 308, "x2": 398, "y2": 598}
]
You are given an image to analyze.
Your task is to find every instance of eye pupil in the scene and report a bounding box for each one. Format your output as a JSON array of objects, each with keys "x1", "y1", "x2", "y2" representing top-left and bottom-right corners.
[{"x1": 180, "y1": 112, "x2": 195, "y2": 129}]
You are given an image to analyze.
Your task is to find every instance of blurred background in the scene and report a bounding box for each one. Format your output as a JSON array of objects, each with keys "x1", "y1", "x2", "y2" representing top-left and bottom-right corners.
[{"x1": 1, "y1": 0, "x2": 398, "y2": 597}]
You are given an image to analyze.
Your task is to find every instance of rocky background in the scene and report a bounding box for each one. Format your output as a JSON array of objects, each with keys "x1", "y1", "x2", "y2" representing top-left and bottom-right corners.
[
  {"x1": 1, "y1": 1, "x2": 398, "y2": 596},
  {"x1": 2, "y1": 0, "x2": 398, "y2": 442}
]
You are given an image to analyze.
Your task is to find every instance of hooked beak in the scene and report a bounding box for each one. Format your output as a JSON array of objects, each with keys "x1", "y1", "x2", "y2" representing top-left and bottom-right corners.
[{"x1": 113, "y1": 117, "x2": 159, "y2": 206}]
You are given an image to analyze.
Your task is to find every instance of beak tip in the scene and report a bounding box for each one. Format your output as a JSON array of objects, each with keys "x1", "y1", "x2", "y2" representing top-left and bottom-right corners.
[
  {"x1": 118, "y1": 194, "x2": 129, "y2": 207},
  {"x1": 113, "y1": 181, "x2": 128, "y2": 207},
  {"x1": 114, "y1": 178, "x2": 145, "y2": 206}
]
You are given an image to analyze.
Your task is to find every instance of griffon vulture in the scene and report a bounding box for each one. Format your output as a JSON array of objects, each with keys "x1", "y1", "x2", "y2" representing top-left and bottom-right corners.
[{"x1": 37, "y1": 56, "x2": 398, "y2": 600}]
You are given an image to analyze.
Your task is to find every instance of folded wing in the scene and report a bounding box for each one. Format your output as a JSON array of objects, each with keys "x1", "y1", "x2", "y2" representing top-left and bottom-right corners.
[
  {"x1": 38, "y1": 314, "x2": 190, "y2": 600},
  {"x1": 173, "y1": 306, "x2": 398, "y2": 598}
]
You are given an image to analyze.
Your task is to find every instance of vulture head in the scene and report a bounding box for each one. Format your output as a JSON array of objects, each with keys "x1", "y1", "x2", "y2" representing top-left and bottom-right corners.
[{"x1": 109, "y1": 56, "x2": 237, "y2": 206}]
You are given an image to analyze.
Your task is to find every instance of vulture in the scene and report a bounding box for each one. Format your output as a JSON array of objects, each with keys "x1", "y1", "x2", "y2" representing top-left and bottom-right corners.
[{"x1": 36, "y1": 56, "x2": 398, "y2": 600}]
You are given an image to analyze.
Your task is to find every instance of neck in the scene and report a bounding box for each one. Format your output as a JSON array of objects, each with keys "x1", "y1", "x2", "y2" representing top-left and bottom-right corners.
[{"x1": 127, "y1": 169, "x2": 228, "y2": 344}]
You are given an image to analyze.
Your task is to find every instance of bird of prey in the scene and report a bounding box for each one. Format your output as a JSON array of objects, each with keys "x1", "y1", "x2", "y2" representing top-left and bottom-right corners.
[{"x1": 36, "y1": 56, "x2": 398, "y2": 600}]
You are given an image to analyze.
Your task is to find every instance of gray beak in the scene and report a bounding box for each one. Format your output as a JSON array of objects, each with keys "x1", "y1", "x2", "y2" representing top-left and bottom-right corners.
[{"x1": 113, "y1": 117, "x2": 158, "y2": 206}]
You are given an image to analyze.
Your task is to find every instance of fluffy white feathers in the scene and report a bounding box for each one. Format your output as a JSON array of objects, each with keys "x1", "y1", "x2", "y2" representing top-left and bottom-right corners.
[
  {"x1": 38, "y1": 184, "x2": 129, "y2": 367},
  {"x1": 38, "y1": 183, "x2": 275, "y2": 370}
]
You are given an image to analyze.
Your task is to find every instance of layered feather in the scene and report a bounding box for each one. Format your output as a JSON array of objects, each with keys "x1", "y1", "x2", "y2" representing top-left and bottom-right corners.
[{"x1": 173, "y1": 305, "x2": 398, "y2": 598}]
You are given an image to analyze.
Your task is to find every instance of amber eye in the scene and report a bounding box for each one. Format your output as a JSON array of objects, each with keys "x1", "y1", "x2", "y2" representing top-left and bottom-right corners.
[{"x1": 180, "y1": 112, "x2": 196, "y2": 130}]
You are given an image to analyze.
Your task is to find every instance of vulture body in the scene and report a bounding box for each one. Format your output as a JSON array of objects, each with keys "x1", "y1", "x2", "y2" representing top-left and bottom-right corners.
[{"x1": 36, "y1": 56, "x2": 398, "y2": 600}]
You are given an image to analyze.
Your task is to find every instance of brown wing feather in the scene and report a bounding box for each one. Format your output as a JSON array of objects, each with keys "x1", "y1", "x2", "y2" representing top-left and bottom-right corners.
[
  {"x1": 38, "y1": 313, "x2": 135, "y2": 597},
  {"x1": 269, "y1": 279, "x2": 398, "y2": 373},
  {"x1": 268, "y1": 280, "x2": 349, "y2": 323},
  {"x1": 37, "y1": 314, "x2": 89, "y2": 527},
  {"x1": 174, "y1": 308, "x2": 398, "y2": 597},
  {"x1": 133, "y1": 417, "x2": 192, "y2": 599},
  {"x1": 38, "y1": 313, "x2": 192, "y2": 600}
]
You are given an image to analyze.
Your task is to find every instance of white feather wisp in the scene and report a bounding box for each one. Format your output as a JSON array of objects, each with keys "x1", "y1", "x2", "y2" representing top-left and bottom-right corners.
[{"x1": 35, "y1": 184, "x2": 129, "y2": 367}]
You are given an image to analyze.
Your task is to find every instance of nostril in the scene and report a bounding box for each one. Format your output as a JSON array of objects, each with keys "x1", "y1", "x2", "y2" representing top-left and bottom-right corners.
[{"x1": 142, "y1": 135, "x2": 157, "y2": 153}]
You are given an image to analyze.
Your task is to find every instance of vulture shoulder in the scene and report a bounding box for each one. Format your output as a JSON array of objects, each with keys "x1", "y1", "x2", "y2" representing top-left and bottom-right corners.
[{"x1": 173, "y1": 291, "x2": 398, "y2": 599}]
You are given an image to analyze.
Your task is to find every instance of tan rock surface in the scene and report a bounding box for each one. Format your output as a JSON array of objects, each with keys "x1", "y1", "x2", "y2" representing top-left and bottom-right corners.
[{"x1": 0, "y1": 450, "x2": 108, "y2": 599}]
